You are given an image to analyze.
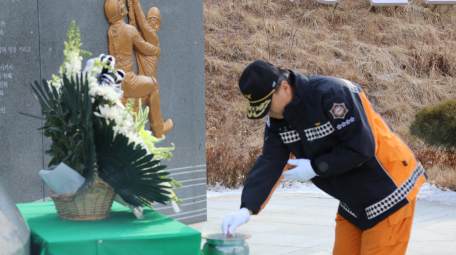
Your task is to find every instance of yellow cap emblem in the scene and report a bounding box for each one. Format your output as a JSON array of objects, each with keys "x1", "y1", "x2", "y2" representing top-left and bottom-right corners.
[{"x1": 245, "y1": 94, "x2": 252, "y2": 99}]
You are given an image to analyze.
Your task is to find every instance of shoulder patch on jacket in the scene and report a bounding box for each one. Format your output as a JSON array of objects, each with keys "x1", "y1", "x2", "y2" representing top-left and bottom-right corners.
[{"x1": 330, "y1": 103, "x2": 349, "y2": 119}]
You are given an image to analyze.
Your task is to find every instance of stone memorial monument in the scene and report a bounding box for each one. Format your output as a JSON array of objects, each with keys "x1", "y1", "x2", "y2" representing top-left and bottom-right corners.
[{"x1": 0, "y1": 0, "x2": 206, "y2": 224}]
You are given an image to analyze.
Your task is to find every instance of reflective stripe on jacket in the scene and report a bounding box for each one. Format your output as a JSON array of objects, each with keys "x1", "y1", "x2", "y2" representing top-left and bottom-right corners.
[{"x1": 240, "y1": 70, "x2": 427, "y2": 230}]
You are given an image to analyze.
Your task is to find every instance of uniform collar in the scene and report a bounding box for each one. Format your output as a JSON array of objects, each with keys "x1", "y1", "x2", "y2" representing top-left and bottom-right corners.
[{"x1": 283, "y1": 70, "x2": 310, "y2": 121}]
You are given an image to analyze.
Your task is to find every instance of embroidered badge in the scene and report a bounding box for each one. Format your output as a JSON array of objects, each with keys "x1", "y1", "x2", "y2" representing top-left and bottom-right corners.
[
  {"x1": 247, "y1": 99, "x2": 271, "y2": 118},
  {"x1": 337, "y1": 117, "x2": 355, "y2": 130},
  {"x1": 330, "y1": 103, "x2": 349, "y2": 119},
  {"x1": 315, "y1": 122, "x2": 321, "y2": 126}
]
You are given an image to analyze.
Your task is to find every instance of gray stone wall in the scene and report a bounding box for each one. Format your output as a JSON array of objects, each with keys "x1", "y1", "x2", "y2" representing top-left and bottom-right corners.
[
  {"x1": 0, "y1": 0, "x2": 44, "y2": 206},
  {"x1": 0, "y1": 0, "x2": 206, "y2": 224}
]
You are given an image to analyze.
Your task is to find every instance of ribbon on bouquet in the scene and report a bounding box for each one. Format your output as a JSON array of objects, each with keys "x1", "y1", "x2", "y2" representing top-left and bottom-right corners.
[
  {"x1": 83, "y1": 54, "x2": 126, "y2": 97},
  {"x1": 98, "y1": 54, "x2": 126, "y2": 86}
]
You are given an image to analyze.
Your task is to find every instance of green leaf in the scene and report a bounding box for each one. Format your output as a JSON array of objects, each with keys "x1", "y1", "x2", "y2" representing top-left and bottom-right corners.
[{"x1": 95, "y1": 124, "x2": 172, "y2": 206}]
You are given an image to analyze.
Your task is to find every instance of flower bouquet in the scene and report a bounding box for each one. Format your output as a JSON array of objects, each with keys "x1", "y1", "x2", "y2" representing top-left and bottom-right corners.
[{"x1": 22, "y1": 21, "x2": 181, "y2": 220}]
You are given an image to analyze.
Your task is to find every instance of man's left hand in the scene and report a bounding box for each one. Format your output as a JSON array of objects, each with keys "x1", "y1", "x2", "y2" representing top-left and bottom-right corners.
[{"x1": 283, "y1": 158, "x2": 317, "y2": 181}]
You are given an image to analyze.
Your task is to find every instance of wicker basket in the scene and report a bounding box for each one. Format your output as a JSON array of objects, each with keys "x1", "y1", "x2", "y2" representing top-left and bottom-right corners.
[{"x1": 50, "y1": 176, "x2": 116, "y2": 221}]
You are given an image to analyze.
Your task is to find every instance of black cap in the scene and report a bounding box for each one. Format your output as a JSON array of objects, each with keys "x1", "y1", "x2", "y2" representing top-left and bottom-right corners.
[{"x1": 238, "y1": 60, "x2": 279, "y2": 119}]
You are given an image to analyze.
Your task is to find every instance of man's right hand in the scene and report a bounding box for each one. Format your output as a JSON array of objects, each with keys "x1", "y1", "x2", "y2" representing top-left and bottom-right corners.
[{"x1": 221, "y1": 208, "x2": 251, "y2": 237}]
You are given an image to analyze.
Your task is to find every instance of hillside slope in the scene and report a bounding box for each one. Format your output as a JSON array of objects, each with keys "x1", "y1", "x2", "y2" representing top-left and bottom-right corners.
[{"x1": 204, "y1": 0, "x2": 456, "y2": 189}]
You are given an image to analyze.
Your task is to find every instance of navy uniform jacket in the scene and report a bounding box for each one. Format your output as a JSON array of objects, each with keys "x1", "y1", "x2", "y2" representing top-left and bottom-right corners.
[{"x1": 240, "y1": 70, "x2": 427, "y2": 230}]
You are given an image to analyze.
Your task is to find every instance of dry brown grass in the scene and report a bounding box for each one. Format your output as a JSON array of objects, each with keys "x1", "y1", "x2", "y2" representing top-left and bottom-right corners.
[
  {"x1": 413, "y1": 146, "x2": 456, "y2": 190},
  {"x1": 204, "y1": 0, "x2": 456, "y2": 189},
  {"x1": 424, "y1": 165, "x2": 456, "y2": 191}
]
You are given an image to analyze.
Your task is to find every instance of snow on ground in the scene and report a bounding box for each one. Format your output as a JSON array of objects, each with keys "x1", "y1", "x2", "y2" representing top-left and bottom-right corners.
[
  {"x1": 208, "y1": 179, "x2": 456, "y2": 205},
  {"x1": 207, "y1": 179, "x2": 328, "y2": 198},
  {"x1": 417, "y1": 182, "x2": 456, "y2": 205}
]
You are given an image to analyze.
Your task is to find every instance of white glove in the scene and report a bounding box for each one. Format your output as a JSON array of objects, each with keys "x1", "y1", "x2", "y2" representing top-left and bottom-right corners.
[
  {"x1": 221, "y1": 208, "x2": 251, "y2": 237},
  {"x1": 283, "y1": 158, "x2": 317, "y2": 181}
]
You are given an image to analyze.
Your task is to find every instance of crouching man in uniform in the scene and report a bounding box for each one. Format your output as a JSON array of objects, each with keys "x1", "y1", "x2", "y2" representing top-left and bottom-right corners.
[{"x1": 221, "y1": 60, "x2": 427, "y2": 255}]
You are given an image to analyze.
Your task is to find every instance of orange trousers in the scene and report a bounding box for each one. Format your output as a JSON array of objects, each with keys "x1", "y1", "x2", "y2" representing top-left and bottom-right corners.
[{"x1": 333, "y1": 199, "x2": 416, "y2": 255}]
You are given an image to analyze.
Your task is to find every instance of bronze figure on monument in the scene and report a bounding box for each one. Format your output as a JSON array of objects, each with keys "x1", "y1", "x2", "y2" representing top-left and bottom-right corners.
[{"x1": 104, "y1": 0, "x2": 172, "y2": 138}]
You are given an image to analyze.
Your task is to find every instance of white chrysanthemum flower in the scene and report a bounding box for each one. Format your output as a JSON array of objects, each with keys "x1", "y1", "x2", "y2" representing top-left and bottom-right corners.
[
  {"x1": 89, "y1": 82, "x2": 122, "y2": 102},
  {"x1": 98, "y1": 105, "x2": 118, "y2": 119},
  {"x1": 116, "y1": 122, "x2": 132, "y2": 134},
  {"x1": 123, "y1": 131, "x2": 142, "y2": 146},
  {"x1": 122, "y1": 119, "x2": 135, "y2": 130},
  {"x1": 106, "y1": 89, "x2": 121, "y2": 102}
]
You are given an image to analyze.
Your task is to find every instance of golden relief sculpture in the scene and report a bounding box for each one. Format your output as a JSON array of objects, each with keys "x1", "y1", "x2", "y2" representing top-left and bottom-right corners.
[{"x1": 104, "y1": 0, "x2": 172, "y2": 138}]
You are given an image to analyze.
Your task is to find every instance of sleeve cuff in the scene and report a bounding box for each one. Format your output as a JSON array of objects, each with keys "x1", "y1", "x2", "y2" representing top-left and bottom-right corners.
[
  {"x1": 311, "y1": 159, "x2": 324, "y2": 177},
  {"x1": 240, "y1": 202, "x2": 258, "y2": 215}
]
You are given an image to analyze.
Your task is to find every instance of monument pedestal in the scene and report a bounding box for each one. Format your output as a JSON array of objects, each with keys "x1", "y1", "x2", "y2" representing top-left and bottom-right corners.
[{"x1": 17, "y1": 201, "x2": 201, "y2": 255}]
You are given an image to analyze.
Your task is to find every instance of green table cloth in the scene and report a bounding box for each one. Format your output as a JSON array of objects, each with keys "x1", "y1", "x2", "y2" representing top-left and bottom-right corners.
[{"x1": 17, "y1": 201, "x2": 201, "y2": 255}]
